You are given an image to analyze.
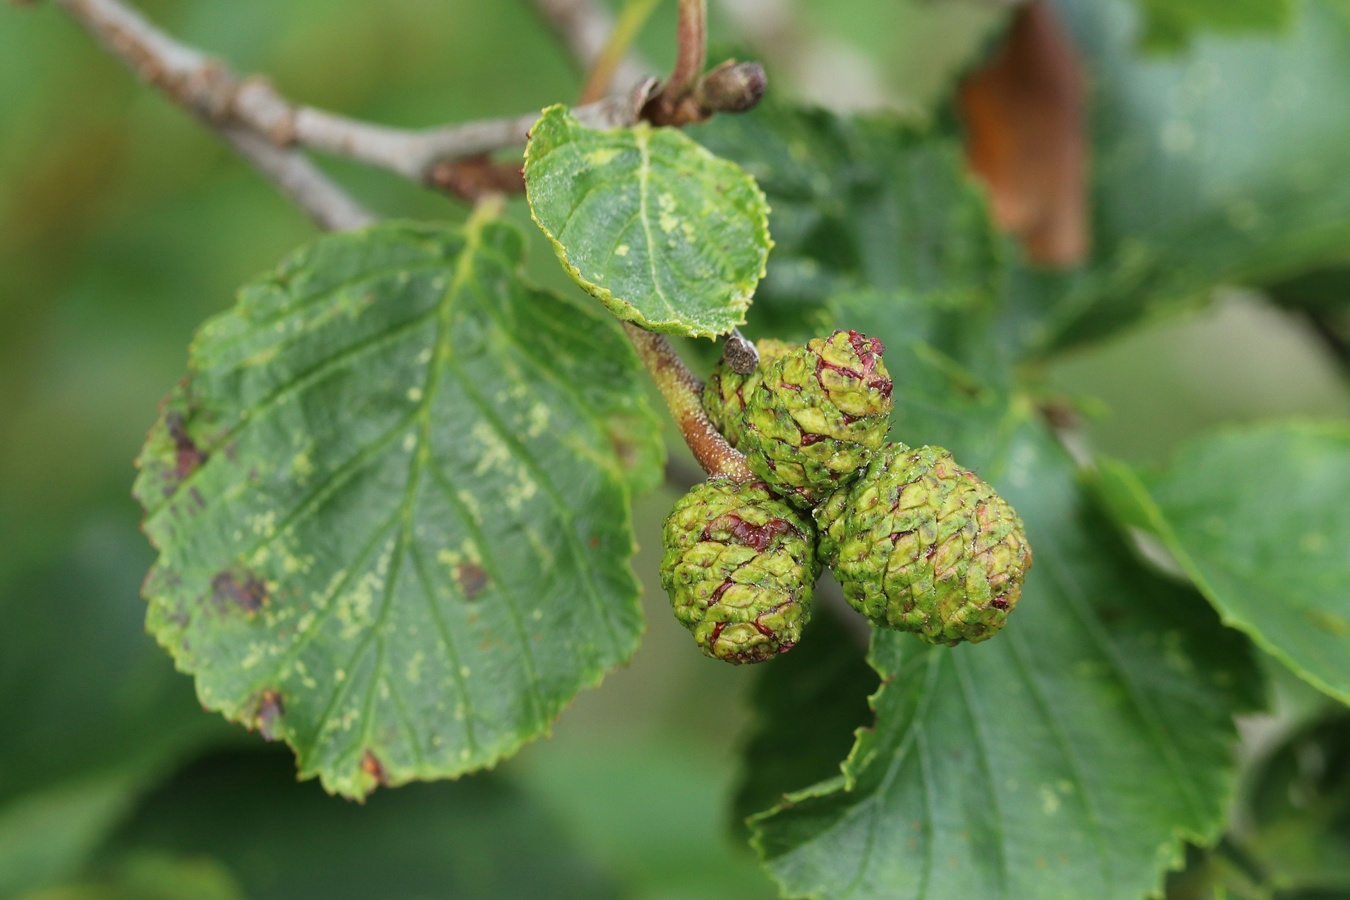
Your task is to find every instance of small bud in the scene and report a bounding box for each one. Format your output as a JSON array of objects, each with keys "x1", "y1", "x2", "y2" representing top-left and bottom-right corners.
[
  {"x1": 697, "y1": 60, "x2": 768, "y2": 114},
  {"x1": 723, "y1": 328, "x2": 760, "y2": 375},
  {"x1": 703, "y1": 338, "x2": 793, "y2": 449},
  {"x1": 660, "y1": 479, "x2": 820, "y2": 664}
]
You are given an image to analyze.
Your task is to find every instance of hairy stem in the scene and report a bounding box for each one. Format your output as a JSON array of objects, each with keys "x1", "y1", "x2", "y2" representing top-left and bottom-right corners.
[{"x1": 623, "y1": 323, "x2": 753, "y2": 482}]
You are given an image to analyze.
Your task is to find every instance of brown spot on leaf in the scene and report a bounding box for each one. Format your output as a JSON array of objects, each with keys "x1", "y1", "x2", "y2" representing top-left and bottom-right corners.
[
  {"x1": 609, "y1": 426, "x2": 639, "y2": 472},
  {"x1": 166, "y1": 411, "x2": 207, "y2": 482},
  {"x1": 361, "y1": 750, "x2": 388, "y2": 786},
  {"x1": 959, "y1": 1, "x2": 1089, "y2": 268},
  {"x1": 212, "y1": 569, "x2": 267, "y2": 614},
  {"x1": 255, "y1": 689, "x2": 284, "y2": 741},
  {"x1": 456, "y1": 563, "x2": 488, "y2": 599}
]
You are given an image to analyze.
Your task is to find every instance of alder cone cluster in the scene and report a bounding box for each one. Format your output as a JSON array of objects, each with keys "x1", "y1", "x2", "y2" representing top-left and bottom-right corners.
[
  {"x1": 659, "y1": 479, "x2": 820, "y2": 665},
  {"x1": 661, "y1": 330, "x2": 1032, "y2": 663}
]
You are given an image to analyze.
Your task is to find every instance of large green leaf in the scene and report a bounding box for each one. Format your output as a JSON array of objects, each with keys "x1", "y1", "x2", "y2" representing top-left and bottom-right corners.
[
  {"x1": 1010, "y1": 0, "x2": 1350, "y2": 356},
  {"x1": 752, "y1": 420, "x2": 1262, "y2": 900},
  {"x1": 99, "y1": 749, "x2": 619, "y2": 900},
  {"x1": 689, "y1": 104, "x2": 1003, "y2": 338},
  {"x1": 20, "y1": 853, "x2": 246, "y2": 900},
  {"x1": 732, "y1": 612, "x2": 878, "y2": 834},
  {"x1": 745, "y1": 297, "x2": 1262, "y2": 899},
  {"x1": 525, "y1": 105, "x2": 771, "y2": 338},
  {"x1": 133, "y1": 216, "x2": 663, "y2": 798},
  {"x1": 1096, "y1": 421, "x2": 1350, "y2": 705}
]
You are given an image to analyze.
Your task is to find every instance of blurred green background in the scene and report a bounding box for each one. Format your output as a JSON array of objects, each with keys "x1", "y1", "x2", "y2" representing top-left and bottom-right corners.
[{"x1": 2, "y1": 0, "x2": 1348, "y2": 898}]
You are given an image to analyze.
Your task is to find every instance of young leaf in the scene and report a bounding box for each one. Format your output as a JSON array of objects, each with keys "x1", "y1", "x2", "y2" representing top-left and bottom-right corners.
[
  {"x1": 525, "y1": 104, "x2": 771, "y2": 338},
  {"x1": 1096, "y1": 421, "x2": 1350, "y2": 706},
  {"x1": 133, "y1": 216, "x2": 663, "y2": 799},
  {"x1": 752, "y1": 422, "x2": 1262, "y2": 900}
]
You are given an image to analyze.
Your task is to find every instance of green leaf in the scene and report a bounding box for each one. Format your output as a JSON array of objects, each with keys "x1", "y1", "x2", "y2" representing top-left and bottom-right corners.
[
  {"x1": 525, "y1": 104, "x2": 771, "y2": 338},
  {"x1": 1096, "y1": 421, "x2": 1350, "y2": 706},
  {"x1": 133, "y1": 216, "x2": 663, "y2": 799},
  {"x1": 689, "y1": 104, "x2": 1002, "y2": 337},
  {"x1": 1241, "y1": 710, "x2": 1350, "y2": 893},
  {"x1": 753, "y1": 421, "x2": 1263, "y2": 900},
  {"x1": 747, "y1": 300, "x2": 1262, "y2": 899},
  {"x1": 733, "y1": 612, "x2": 879, "y2": 832},
  {"x1": 20, "y1": 854, "x2": 246, "y2": 900},
  {"x1": 1130, "y1": 0, "x2": 1295, "y2": 52},
  {"x1": 1011, "y1": 0, "x2": 1350, "y2": 356},
  {"x1": 101, "y1": 749, "x2": 621, "y2": 900},
  {"x1": 0, "y1": 523, "x2": 235, "y2": 898}
]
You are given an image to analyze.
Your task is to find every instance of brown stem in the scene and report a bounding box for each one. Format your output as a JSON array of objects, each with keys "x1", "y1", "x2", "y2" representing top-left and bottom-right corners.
[
  {"x1": 666, "y1": 0, "x2": 708, "y2": 103},
  {"x1": 622, "y1": 322, "x2": 753, "y2": 482},
  {"x1": 644, "y1": 0, "x2": 709, "y2": 125}
]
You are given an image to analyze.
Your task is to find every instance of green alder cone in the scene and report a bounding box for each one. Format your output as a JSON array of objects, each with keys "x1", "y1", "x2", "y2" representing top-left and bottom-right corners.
[
  {"x1": 740, "y1": 330, "x2": 894, "y2": 508},
  {"x1": 660, "y1": 479, "x2": 821, "y2": 664},
  {"x1": 816, "y1": 443, "x2": 1032, "y2": 644},
  {"x1": 703, "y1": 337, "x2": 793, "y2": 448}
]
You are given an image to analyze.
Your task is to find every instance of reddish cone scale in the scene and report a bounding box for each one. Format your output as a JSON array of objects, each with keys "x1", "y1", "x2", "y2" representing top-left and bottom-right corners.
[{"x1": 660, "y1": 479, "x2": 820, "y2": 664}]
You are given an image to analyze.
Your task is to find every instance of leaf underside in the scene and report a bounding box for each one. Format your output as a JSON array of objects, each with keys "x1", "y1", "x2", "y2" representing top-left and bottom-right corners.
[
  {"x1": 134, "y1": 217, "x2": 662, "y2": 799},
  {"x1": 525, "y1": 104, "x2": 772, "y2": 338},
  {"x1": 1097, "y1": 421, "x2": 1350, "y2": 706}
]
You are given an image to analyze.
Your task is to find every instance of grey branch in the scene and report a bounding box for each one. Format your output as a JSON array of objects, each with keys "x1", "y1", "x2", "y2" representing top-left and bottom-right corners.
[
  {"x1": 50, "y1": 0, "x2": 373, "y2": 229},
  {"x1": 217, "y1": 126, "x2": 375, "y2": 232},
  {"x1": 47, "y1": 0, "x2": 641, "y2": 218}
]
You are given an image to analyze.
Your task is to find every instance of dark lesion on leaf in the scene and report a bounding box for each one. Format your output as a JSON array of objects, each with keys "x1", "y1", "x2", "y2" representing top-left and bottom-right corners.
[
  {"x1": 456, "y1": 562, "x2": 489, "y2": 599},
  {"x1": 360, "y1": 749, "x2": 388, "y2": 786},
  {"x1": 250, "y1": 688, "x2": 284, "y2": 741},
  {"x1": 166, "y1": 409, "x2": 208, "y2": 484},
  {"x1": 608, "y1": 421, "x2": 640, "y2": 472},
  {"x1": 211, "y1": 568, "x2": 268, "y2": 614}
]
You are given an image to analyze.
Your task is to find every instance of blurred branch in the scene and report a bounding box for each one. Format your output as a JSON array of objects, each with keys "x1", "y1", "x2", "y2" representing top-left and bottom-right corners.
[
  {"x1": 47, "y1": 0, "x2": 642, "y2": 213},
  {"x1": 533, "y1": 0, "x2": 651, "y2": 91},
  {"x1": 48, "y1": 0, "x2": 760, "y2": 476},
  {"x1": 217, "y1": 126, "x2": 375, "y2": 231},
  {"x1": 577, "y1": 0, "x2": 660, "y2": 104},
  {"x1": 49, "y1": 0, "x2": 374, "y2": 230}
]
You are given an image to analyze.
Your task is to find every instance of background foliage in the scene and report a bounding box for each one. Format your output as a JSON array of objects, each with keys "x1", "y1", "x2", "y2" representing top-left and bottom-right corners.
[{"x1": 3, "y1": 0, "x2": 1349, "y2": 898}]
